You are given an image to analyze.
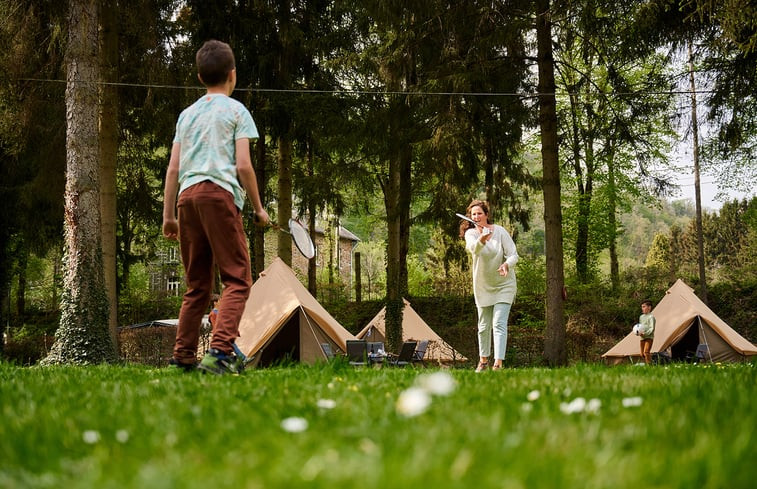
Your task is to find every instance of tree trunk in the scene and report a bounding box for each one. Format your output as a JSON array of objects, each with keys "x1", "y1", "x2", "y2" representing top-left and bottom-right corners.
[
  {"x1": 326, "y1": 216, "x2": 335, "y2": 302},
  {"x1": 253, "y1": 133, "x2": 266, "y2": 279},
  {"x1": 43, "y1": 0, "x2": 116, "y2": 365},
  {"x1": 607, "y1": 151, "x2": 620, "y2": 291},
  {"x1": 688, "y1": 40, "x2": 707, "y2": 304},
  {"x1": 398, "y1": 140, "x2": 411, "y2": 297},
  {"x1": 307, "y1": 208, "x2": 317, "y2": 295},
  {"x1": 16, "y1": 248, "x2": 27, "y2": 320},
  {"x1": 384, "y1": 147, "x2": 403, "y2": 354},
  {"x1": 354, "y1": 251, "x2": 362, "y2": 303},
  {"x1": 306, "y1": 141, "x2": 317, "y2": 294},
  {"x1": 277, "y1": 136, "x2": 293, "y2": 266},
  {"x1": 536, "y1": 0, "x2": 567, "y2": 366},
  {"x1": 568, "y1": 88, "x2": 592, "y2": 283},
  {"x1": 99, "y1": 0, "x2": 119, "y2": 344}
]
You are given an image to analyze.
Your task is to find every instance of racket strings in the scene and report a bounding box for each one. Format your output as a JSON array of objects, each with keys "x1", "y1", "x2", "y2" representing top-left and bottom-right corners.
[{"x1": 288, "y1": 220, "x2": 316, "y2": 259}]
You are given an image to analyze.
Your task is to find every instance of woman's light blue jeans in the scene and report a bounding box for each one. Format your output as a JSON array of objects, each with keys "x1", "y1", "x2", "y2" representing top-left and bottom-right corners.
[{"x1": 477, "y1": 302, "x2": 512, "y2": 360}]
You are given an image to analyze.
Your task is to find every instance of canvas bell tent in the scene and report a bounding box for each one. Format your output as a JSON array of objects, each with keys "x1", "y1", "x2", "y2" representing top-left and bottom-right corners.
[
  {"x1": 356, "y1": 298, "x2": 467, "y2": 363},
  {"x1": 602, "y1": 279, "x2": 757, "y2": 365},
  {"x1": 236, "y1": 258, "x2": 356, "y2": 366}
]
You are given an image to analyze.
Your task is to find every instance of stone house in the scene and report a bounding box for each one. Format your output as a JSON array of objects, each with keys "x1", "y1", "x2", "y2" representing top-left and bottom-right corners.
[{"x1": 150, "y1": 224, "x2": 361, "y2": 300}]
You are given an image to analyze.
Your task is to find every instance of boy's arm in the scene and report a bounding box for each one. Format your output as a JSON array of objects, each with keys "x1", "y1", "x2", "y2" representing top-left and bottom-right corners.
[
  {"x1": 162, "y1": 142, "x2": 181, "y2": 240},
  {"x1": 235, "y1": 138, "x2": 269, "y2": 224}
]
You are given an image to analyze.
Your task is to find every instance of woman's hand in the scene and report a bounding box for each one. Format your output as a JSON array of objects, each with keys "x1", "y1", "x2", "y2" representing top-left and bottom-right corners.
[
  {"x1": 498, "y1": 262, "x2": 509, "y2": 277},
  {"x1": 479, "y1": 225, "x2": 493, "y2": 243}
]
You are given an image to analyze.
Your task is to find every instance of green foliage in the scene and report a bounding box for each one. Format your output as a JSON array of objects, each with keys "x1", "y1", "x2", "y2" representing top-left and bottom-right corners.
[
  {"x1": 354, "y1": 240, "x2": 387, "y2": 301},
  {"x1": 1, "y1": 363, "x2": 755, "y2": 489},
  {"x1": 645, "y1": 232, "x2": 670, "y2": 269},
  {"x1": 406, "y1": 255, "x2": 433, "y2": 297}
]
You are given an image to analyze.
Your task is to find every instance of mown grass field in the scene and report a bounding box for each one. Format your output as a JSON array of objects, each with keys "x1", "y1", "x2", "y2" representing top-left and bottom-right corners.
[{"x1": 1, "y1": 361, "x2": 754, "y2": 489}]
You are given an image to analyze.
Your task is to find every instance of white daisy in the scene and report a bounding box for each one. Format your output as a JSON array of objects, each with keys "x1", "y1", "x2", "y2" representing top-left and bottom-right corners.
[
  {"x1": 82, "y1": 430, "x2": 101, "y2": 444},
  {"x1": 415, "y1": 372, "x2": 456, "y2": 396},
  {"x1": 622, "y1": 396, "x2": 643, "y2": 408},
  {"x1": 316, "y1": 399, "x2": 336, "y2": 409},
  {"x1": 281, "y1": 417, "x2": 309, "y2": 433},
  {"x1": 396, "y1": 387, "x2": 431, "y2": 417}
]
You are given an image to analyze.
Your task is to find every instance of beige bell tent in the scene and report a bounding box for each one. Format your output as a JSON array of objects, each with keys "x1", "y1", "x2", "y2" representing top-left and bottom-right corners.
[
  {"x1": 356, "y1": 298, "x2": 467, "y2": 363},
  {"x1": 236, "y1": 257, "x2": 356, "y2": 366},
  {"x1": 602, "y1": 279, "x2": 757, "y2": 364}
]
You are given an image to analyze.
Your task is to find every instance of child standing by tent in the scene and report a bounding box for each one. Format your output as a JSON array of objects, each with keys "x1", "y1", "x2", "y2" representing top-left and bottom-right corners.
[
  {"x1": 162, "y1": 40, "x2": 269, "y2": 374},
  {"x1": 637, "y1": 300, "x2": 656, "y2": 364}
]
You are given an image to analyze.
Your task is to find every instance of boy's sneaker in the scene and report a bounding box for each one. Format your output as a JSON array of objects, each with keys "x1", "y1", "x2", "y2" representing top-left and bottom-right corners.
[
  {"x1": 168, "y1": 357, "x2": 198, "y2": 372},
  {"x1": 198, "y1": 348, "x2": 244, "y2": 375}
]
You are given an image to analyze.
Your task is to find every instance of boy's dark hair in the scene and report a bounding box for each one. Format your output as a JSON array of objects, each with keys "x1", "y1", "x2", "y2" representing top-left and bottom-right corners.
[
  {"x1": 196, "y1": 40, "x2": 235, "y2": 87},
  {"x1": 641, "y1": 300, "x2": 653, "y2": 308}
]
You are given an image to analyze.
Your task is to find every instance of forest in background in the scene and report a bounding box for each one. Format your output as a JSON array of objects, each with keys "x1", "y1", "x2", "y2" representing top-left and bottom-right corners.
[{"x1": 1, "y1": 0, "x2": 755, "y2": 365}]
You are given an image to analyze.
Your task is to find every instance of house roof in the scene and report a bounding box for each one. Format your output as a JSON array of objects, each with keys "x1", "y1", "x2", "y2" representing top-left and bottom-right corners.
[{"x1": 313, "y1": 225, "x2": 360, "y2": 242}]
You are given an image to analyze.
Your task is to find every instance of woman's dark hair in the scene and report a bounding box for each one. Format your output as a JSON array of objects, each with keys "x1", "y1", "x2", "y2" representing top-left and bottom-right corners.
[{"x1": 459, "y1": 199, "x2": 489, "y2": 238}]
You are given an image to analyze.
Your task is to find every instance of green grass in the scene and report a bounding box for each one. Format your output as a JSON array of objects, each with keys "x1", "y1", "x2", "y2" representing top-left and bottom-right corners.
[{"x1": 1, "y1": 361, "x2": 755, "y2": 489}]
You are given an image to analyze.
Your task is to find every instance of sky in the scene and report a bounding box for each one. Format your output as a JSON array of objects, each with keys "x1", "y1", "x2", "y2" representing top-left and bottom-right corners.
[{"x1": 671, "y1": 143, "x2": 755, "y2": 212}]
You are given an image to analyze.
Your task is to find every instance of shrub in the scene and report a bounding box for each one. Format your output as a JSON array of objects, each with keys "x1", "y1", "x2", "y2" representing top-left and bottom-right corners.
[
  {"x1": 2, "y1": 335, "x2": 54, "y2": 365},
  {"x1": 118, "y1": 325, "x2": 210, "y2": 366}
]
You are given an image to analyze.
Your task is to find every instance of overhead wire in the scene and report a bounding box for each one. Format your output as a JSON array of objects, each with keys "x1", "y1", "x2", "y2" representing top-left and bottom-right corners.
[{"x1": 17, "y1": 77, "x2": 719, "y2": 99}]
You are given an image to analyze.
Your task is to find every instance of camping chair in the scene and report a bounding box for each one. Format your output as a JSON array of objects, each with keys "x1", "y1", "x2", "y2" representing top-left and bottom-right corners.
[
  {"x1": 346, "y1": 340, "x2": 368, "y2": 366},
  {"x1": 388, "y1": 341, "x2": 417, "y2": 367},
  {"x1": 695, "y1": 344, "x2": 710, "y2": 363},
  {"x1": 412, "y1": 339, "x2": 429, "y2": 365}
]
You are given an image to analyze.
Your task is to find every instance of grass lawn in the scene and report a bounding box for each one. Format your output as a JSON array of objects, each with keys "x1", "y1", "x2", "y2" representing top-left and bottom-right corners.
[{"x1": 1, "y1": 361, "x2": 754, "y2": 489}]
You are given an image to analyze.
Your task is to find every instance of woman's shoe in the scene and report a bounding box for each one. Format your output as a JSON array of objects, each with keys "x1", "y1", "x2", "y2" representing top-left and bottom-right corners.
[
  {"x1": 475, "y1": 361, "x2": 489, "y2": 372},
  {"x1": 492, "y1": 364, "x2": 503, "y2": 371}
]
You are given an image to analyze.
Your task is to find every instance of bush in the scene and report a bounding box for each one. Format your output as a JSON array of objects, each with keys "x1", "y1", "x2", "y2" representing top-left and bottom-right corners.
[
  {"x1": 118, "y1": 325, "x2": 211, "y2": 366},
  {"x1": 2, "y1": 335, "x2": 54, "y2": 365}
]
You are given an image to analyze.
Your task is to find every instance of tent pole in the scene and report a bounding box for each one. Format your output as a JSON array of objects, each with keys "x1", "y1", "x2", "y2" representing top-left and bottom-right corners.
[
  {"x1": 698, "y1": 316, "x2": 713, "y2": 362},
  {"x1": 300, "y1": 305, "x2": 327, "y2": 359}
]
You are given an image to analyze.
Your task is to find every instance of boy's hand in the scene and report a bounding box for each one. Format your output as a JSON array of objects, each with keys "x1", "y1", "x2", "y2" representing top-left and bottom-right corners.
[
  {"x1": 163, "y1": 219, "x2": 179, "y2": 240},
  {"x1": 254, "y1": 210, "x2": 270, "y2": 227}
]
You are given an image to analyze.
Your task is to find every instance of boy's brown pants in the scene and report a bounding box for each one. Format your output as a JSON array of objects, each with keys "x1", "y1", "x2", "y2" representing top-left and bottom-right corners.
[
  {"x1": 640, "y1": 338, "x2": 653, "y2": 365},
  {"x1": 173, "y1": 181, "x2": 252, "y2": 363}
]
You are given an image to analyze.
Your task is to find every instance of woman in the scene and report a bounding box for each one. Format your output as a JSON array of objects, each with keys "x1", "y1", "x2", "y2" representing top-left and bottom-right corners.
[{"x1": 460, "y1": 200, "x2": 518, "y2": 371}]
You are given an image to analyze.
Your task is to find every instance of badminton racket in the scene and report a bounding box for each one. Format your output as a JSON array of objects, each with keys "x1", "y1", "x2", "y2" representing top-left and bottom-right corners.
[
  {"x1": 455, "y1": 212, "x2": 478, "y2": 226},
  {"x1": 254, "y1": 214, "x2": 316, "y2": 259},
  {"x1": 456, "y1": 212, "x2": 490, "y2": 235},
  {"x1": 281, "y1": 218, "x2": 316, "y2": 260}
]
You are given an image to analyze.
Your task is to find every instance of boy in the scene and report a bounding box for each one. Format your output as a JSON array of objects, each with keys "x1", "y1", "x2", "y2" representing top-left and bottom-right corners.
[
  {"x1": 208, "y1": 294, "x2": 220, "y2": 328},
  {"x1": 162, "y1": 40, "x2": 269, "y2": 374},
  {"x1": 637, "y1": 299, "x2": 656, "y2": 365}
]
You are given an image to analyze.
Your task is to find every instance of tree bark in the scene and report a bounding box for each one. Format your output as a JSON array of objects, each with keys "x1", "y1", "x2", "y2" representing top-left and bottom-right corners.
[
  {"x1": 398, "y1": 139, "x2": 411, "y2": 297},
  {"x1": 99, "y1": 0, "x2": 119, "y2": 344},
  {"x1": 384, "y1": 147, "x2": 403, "y2": 354},
  {"x1": 253, "y1": 134, "x2": 266, "y2": 279},
  {"x1": 305, "y1": 140, "x2": 317, "y2": 294},
  {"x1": 536, "y1": 0, "x2": 567, "y2": 366},
  {"x1": 607, "y1": 150, "x2": 620, "y2": 291},
  {"x1": 44, "y1": 0, "x2": 116, "y2": 365},
  {"x1": 277, "y1": 136, "x2": 293, "y2": 266},
  {"x1": 354, "y1": 251, "x2": 362, "y2": 303}
]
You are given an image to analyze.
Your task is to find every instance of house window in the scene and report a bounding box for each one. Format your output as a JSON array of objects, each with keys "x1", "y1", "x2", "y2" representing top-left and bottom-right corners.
[
  {"x1": 167, "y1": 276, "x2": 182, "y2": 296},
  {"x1": 167, "y1": 246, "x2": 179, "y2": 263}
]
